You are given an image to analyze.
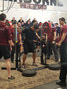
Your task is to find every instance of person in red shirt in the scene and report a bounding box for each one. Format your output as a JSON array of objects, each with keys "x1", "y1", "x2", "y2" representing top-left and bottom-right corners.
[
  {"x1": 56, "y1": 17, "x2": 67, "y2": 87},
  {"x1": 0, "y1": 13, "x2": 15, "y2": 80},
  {"x1": 43, "y1": 22, "x2": 59, "y2": 62},
  {"x1": 6, "y1": 20, "x2": 15, "y2": 63}
]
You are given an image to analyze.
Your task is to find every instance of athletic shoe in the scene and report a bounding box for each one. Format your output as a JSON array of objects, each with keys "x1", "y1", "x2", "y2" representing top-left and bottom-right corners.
[
  {"x1": 32, "y1": 63, "x2": 38, "y2": 67},
  {"x1": 8, "y1": 76, "x2": 15, "y2": 80},
  {"x1": 41, "y1": 62, "x2": 45, "y2": 65},
  {"x1": 22, "y1": 64, "x2": 26, "y2": 69},
  {"x1": 56, "y1": 80, "x2": 66, "y2": 87}
]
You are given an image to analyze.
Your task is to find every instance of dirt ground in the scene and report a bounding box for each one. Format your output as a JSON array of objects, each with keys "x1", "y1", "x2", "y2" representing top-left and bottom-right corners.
[{"x1": 0, "y1": 53, "x2": 60, "y2": 89}]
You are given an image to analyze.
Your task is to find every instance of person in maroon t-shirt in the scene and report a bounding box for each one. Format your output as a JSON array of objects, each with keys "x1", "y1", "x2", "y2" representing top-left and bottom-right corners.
[
  {"x1": 6, "y1": 20, "x2": 15, "y2": 63},
  {"x1": 56, "y1": 17, "x2": 67, "y2": 87},
  {"x1": 0, "y1": 13, "x2": 15, "y2": 80},
  {"x1": 43, "y1": 22, "x2": 59, "y2": 62}
]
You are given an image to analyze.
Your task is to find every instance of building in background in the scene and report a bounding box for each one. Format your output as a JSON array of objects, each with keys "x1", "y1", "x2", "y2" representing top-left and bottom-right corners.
[{"x1": 0, "y1": 0, "x2": 67, "y2": 23}]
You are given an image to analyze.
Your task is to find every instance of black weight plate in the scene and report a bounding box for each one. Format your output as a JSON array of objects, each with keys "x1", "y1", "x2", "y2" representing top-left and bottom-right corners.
[
  {"x1": 47, "y1": 64, "x2": 60, "y2": 70},
  {"x1": 22, "y1": 69, "x2": 37, "y2": 77}
]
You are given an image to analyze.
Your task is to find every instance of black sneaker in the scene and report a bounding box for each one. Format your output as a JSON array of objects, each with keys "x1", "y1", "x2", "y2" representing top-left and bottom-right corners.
[
  {"x1": 8, "y1": 76, "x2": 15, "y2": 80},
  {"x1": 41, "y1": 62, "x2": 45, "y2": 65},
  {"x1": 56, "y1": 80, "x2": 66, "y2": 87}
]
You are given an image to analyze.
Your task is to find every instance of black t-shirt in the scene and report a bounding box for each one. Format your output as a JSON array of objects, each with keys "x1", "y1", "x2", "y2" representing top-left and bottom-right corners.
[
  {"x1": 18, "y1": 20, "x2": 24, "y2": 23},
  {"x1": 22, "y1": 27, "x2": 36, "y2": 45},
  {"x1": 11, "y1": 20, "x2": 16, "y2": 25}
]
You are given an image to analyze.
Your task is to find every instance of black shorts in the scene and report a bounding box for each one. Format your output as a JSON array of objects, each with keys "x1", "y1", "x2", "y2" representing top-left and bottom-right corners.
[
  {"x1": 36, "y1": 42, "x2": 41, "y2": 46},
  {"x1": 24, "y1": 43, "x2": 36, "y2": 54},
  {"x1": 42, "y1": 46, "x2": 47, "y2": 55},
  {"x1": 0, "y1": 45, "x2": 10, "y2": 60}
]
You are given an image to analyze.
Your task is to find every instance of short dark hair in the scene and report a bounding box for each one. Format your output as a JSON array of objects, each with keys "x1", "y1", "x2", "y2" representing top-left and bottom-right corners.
[
  {"x1": 33, "y1": 22, "x2": 39, "y2": 29},
  {"x1": 0, "y1": 13, "x2": 6, "y2": 21},
  {"x1": 59, "y1": 17, "x2": 65, "y2": 22},
  {"x1": 55, "y1": 23, "x2": 58, "y2": 25}
]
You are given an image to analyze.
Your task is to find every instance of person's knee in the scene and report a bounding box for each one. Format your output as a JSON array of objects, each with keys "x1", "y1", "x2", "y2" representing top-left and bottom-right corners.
[
  {"x1": 23, "y1": 54, "x2": 27, "y2": 58},
  {"x1": 33, "y1": 52, "x2": 36, "y2": 55},
  {"x1": 6, "y1": 58, "x2": 10, "y2": 62}
]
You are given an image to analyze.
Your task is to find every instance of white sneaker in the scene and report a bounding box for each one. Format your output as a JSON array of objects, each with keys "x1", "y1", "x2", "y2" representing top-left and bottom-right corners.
[
  {"x1": 32, "y1": 63, "x2": 38, "y2": 67},
  {"x1": 22, "y1": 64, "x2": 26, "y2": 69}
]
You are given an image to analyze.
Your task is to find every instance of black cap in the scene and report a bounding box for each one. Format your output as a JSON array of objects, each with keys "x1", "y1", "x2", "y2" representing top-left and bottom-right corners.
[
  {"x1": 0, "y1": 13, "x2": 6, "y2": 21},
  {"x1": 59, "y1": 17, "x2": 65, "y2": 23}
]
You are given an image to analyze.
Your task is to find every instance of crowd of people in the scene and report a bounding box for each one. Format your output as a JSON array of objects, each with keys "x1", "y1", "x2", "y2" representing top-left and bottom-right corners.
[
  {"x1": 0, "y1": 13, "x2": 67, "y2": 87},
  {"x1": 10, "y1": 16, "x2": 61, "y2": 64},
  {"x1": 7, "y1": 16, "x2": 61, "y2": 66}
]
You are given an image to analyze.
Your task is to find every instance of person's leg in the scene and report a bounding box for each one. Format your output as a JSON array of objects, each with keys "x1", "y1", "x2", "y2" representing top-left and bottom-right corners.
[
  {"x1": 37, "y1": 46, "x2": 40, "y2": 52},
  {"x1": 47, "y1": 42, "x2": 52, "y2": 59},
  {"x1": 52, "y1": 44, "x2": 59, "y2": 62},
  {"x1": 1, "y1": 45, "x2": 15, "y2": 79},
  {"x1": 41, "y1": 47, "x2": 44, "y2": 64},
  {"x1": 56, "y1": 42, "x2": 67, "y2": 86},
  {"x1": 60, "y1": 42, "x2": 67, "y2": 63},
  {"x1": 59, "y1": 65, "x2": 66, "y2": 83},
  {"x1": 6, "y1": 58, "x2": 11, "y2": 77},
  {"x1": 17, "y1": 44, "x2": 20, "y2": 61},
  {"x1": 32, "y1": 44, "x2": 36, "y2": 63},
  {"x1": 5, "y1": 58, "x2": 15, "y2": 79},
  {"x1": 22, "y1": 44, "x2": 28, "y2": 66},
  {"x1": 16, "y1": 43, "x2": 20, "y2": 68},
  {"x1": 3, "y1": 46, "x2": 11, "y2": 77},
  {"x1": 56, "y1": 64, "x2": 66, "y2": 87},
  {"x1": 60, "y1": 42, "x2": 67, "y2": 81},
  {"x1": 11, "y1": 46, "x2": 15, "y2": 63},
  {"x1": 32, "y1": 52, "x2": 38, "y2": 66},
  {"x1": 32, "y1": 52, "x2": 36, "y2": 63},
  {"x1": 60, "y1": 44, "x2": 63, "y2": 63},
  {"x1": 23, "y1": 54, "x2": 27, "y2": 65}
]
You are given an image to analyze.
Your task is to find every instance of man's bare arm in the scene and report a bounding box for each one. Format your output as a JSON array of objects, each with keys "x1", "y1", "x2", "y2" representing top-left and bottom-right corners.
[{"x1": 59, "y1": 33, "x2": 67, "y2": 44}]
